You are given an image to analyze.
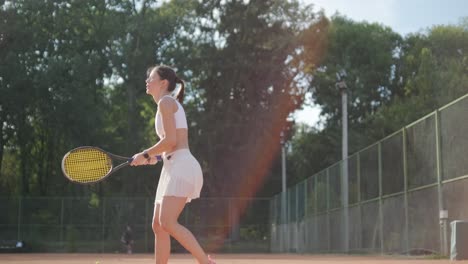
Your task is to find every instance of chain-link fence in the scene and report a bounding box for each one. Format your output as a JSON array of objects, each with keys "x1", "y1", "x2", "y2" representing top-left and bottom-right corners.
[
  {"x1": 270, "y1": 93, "x2": 468, "y2": 255},
  {"x1": 2, "y1": 94, "x2": 468, "y2": 255},
  {"x1": 0, "y1": 197, "x2": 270, "y2": 253}
]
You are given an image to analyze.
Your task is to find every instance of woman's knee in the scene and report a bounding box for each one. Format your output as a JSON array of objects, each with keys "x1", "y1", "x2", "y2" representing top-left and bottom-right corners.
[
  {"x1": 152, "y1": 204, "x2": 165, "y2": 234},
  {"x1": 152, "y1": 220, "x2": 165, "y2": 234},
  {"x1": 159, "y1": 215, "x2": 178, "y2": 232}
]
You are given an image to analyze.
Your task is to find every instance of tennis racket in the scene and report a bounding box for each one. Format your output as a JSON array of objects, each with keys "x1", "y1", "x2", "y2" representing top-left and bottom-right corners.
[{"x1": 61, "y1": 146, "x2": 162, "y2": 184}]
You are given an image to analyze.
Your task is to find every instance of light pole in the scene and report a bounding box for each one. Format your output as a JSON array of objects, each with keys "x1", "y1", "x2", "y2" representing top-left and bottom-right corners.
[
  {"x1": 336, "y1": 70, "x2": 349, "y2": 253},
  {"x1": 280, "y1": 131, "x2": 287, "y2": 196},
  {"x1": 280, "y1": 131, "x2": 287, "y2": 251}
]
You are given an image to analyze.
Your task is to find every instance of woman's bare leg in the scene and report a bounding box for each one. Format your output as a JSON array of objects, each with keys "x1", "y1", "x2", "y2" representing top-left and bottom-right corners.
[
  {"x1": 160, "y1": 196, "x2": 208, "y2": 264},
  {"x1": 153, "y1": 203, "x2": 170, "y2": 264}
]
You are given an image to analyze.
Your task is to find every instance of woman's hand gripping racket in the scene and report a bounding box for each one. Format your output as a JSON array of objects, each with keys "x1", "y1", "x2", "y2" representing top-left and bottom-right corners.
[{"x1": 61, "y1": 146, "x2": 162, "y2": 184}]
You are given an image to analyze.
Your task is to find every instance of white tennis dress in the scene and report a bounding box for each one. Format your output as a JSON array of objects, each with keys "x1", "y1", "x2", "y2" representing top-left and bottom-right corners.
[{"x1": 154, "y1": 95, "x2": 203, "y2": 204}]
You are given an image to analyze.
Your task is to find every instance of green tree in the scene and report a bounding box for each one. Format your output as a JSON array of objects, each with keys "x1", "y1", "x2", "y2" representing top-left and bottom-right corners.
[
  {"x1": 307, "y1": 15, "x2": 402, "y2": 128},
  {"x1": 0, "y1": 0, "x2": 129, "y2": 196},
  {"x1": 367, "y1": 21, "x2": 468, "y2": 137},
  {"x1": 104, "y1": 0, "x2": 199, "y2": 195},
  {"x1": 289, "y1": 15, "x2": 403, "y2": 183},
  {"x1": 287, "y1": 124, "x2": 338, "y2": 185},
  {"x1": 186, "y1": 0, "x2": 318, "y2": 197}
]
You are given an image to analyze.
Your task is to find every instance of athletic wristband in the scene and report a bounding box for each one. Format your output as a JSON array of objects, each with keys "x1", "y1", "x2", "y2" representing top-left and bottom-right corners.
[{"x1": 156, "y1": 155, "x2": 163, "y2": 162}]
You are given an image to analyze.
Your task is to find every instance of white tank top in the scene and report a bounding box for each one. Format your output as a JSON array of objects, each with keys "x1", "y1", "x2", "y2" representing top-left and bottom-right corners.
[{"x1": 155, "y1": 95, "x2": 188, "y2": 138}]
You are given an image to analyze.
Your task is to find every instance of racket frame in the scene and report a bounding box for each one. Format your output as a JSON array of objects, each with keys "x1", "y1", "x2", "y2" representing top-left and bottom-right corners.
[{"x1": 61, "y1": 146, "x2": 133, "y2": 185}]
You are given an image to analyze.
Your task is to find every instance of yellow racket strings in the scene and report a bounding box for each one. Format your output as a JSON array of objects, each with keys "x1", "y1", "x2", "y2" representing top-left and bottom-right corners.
[{"x1": 64, "y1": 148, "x2": 112, "y2": 183}]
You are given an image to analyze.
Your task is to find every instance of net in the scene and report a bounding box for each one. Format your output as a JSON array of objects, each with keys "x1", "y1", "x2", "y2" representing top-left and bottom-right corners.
[{"x1": 62, "y1": 148, "x2": 112, "y2": 183}]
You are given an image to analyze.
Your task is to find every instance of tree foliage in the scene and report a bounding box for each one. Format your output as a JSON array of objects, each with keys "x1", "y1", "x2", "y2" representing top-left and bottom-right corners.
[
  {"x1": 289, "y1": 15, "x2": 468, "y2": 184},
  {"x1": 1, "y1": 1, "x2": 466, "y2": 199},
  {"x1": 0, "y1": 0, "x2": 318, "y2": 198}
]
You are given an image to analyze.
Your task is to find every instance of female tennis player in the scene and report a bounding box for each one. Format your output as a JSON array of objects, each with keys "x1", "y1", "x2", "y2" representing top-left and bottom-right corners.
[{"x1": 130, "y1": 65, "x2": 215, "y2": 264}]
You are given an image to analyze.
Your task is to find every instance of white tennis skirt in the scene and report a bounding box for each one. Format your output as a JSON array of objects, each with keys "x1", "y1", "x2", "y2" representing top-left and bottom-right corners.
[{"x1": 155, "y1": 149, "x2": 203, "y2": 204}]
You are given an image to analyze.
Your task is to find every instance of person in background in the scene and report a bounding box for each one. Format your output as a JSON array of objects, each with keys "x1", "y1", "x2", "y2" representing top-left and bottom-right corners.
[{"x1": 121, "y1": 224, "x2": 134, "y2": 254}]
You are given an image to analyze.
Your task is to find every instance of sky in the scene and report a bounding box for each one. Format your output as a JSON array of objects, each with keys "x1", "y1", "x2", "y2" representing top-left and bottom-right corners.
[{"x1": 294, "y1": 0, "x2": 468, "y2": 127}]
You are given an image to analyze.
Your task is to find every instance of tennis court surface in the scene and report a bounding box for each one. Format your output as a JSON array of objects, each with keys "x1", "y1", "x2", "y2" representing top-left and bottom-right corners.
[{"x1": 0, "y1": 254, "x2": 466, "y2": 264}]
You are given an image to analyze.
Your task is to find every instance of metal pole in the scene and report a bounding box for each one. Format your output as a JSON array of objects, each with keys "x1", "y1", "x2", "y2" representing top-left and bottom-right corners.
[
  {"x1": 145, "y1": 198, "x2": 149, "y2": 253},
  {"x1": 281, "y1": 132, "x2": 287, "y2": 194},
  {"x1": 326, "y1": 169, "x2": 331, "y2": 251},
  {"x1": 60, "y1": 198, "x2": 64, "y2": 244},
  {"x1": 17, "y1": 197, "x2": 22, "y2": 241},
  {"x1": 402, "y1": 128, "x2": 410, "y2": 254},
  {"x1": 280, "y1": 131, "x2": 287, "y2": 252},
  {"x1": 339, "y1": 81, "x2": 349, "y2": 253},
  {"x1": 314, "y1": 175, "x2": 318, "y2": 252},
  {"x1": 435, "y1": 110, "x2": 448, "y2": 255},
  {"x1": 378, "y1": 143, "x2": 384, "y2": 254},
  {"x1": 101, "y1": 198, "x2": 106, "y2": 253},
  {"x1": 357, "y1": 152, "x2": 362, "y2": 249}
]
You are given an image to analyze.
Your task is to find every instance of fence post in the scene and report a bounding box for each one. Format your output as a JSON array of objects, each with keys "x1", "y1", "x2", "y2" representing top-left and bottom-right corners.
[
  {"x1": 296, "y1": 184, "x2": 299, "y2": 252},
  {"x1": 60, "y1": 198, "x2": 64, "y2": 244},
  {"x1": 357, "y1": 152, "x2": 362, "y2": 251},
  {"x1": 101, "y1": 197, "x2": 106, "y2": 253},
  {"x1": 342, "y1": 159, "x2": 349, "y2": 253},
  {"x1": 287, "y1": 192, "x2": 290, "y2": 252},
  {"x1": 435, "y1": 110, "x2": 448, "y2": 255},
  {"x1": 326, "y1": 168, "x2": 331, "y2": 252},
  {"x1": 402, "y1": 127, "x2": 410, "y2": 254},
  {"x1": 228, "y1": 198, "x2": 233, "y2": 252},
  {"x1": 304, "y1": 180, "x2": 308, "y2": 253},
  {"x1": 281, "y1": 189, "x2": 287, "y2": 252},
  {"x1": 145, "y1": 198, "x2": 149, "y2": 253},
  {"x1": 314, "y1": 174, "x2": 318, "y2": 252},
  {"x1": 17, "y1": 197, "x2": 22, "y2": 241},
  {"x1": 378, "y1": 142, "x2": 384, "y2": 254}
]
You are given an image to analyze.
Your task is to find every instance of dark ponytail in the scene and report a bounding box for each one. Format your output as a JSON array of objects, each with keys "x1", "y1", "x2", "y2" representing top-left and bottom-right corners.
[
  {"x1": 175, "y1": 77, "x2": 185, "y2": 104},
  {"x1": 153, "y1": 65, "x2": 185, "y2": 104}
]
